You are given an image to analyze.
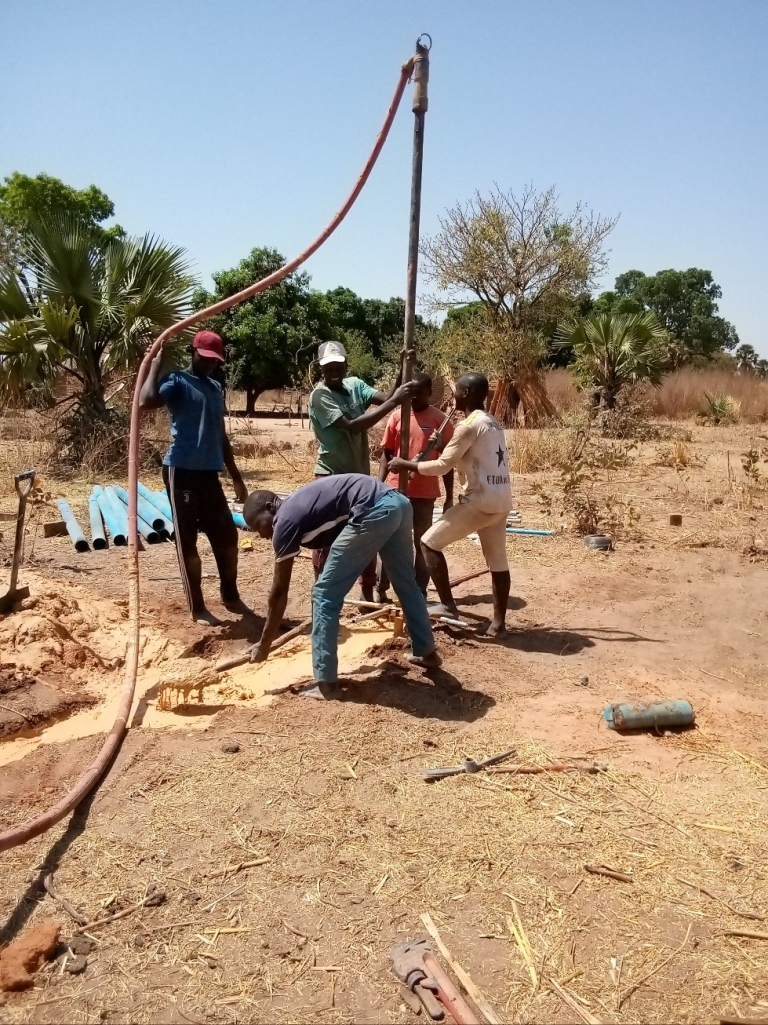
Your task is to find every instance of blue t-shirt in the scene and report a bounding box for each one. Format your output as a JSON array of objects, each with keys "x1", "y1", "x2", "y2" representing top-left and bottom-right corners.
[
  {"x1": 272, "y1": 473, "x2": 392, "y2": 562},
  {"x1": 158, "y1": 371, "x2": 225, "y2": 471}
]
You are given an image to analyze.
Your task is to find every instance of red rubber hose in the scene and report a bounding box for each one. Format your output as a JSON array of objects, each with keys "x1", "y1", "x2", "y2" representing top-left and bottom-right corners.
[{"x1": 0, "y1": 57, "x2": 414, "y2": 853}]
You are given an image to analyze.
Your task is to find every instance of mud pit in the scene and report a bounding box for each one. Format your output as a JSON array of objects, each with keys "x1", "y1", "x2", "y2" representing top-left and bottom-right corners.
[{"x1": 0, "y1": 571, "x2": 391, "y2": 766}]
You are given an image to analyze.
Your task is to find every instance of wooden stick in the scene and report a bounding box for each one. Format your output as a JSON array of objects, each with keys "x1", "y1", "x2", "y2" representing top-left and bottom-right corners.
[
  {"x1": 585, "y1": 863, "x2": 633, "y2": 884},
  {"x1": 0, "y1": 701, "x2": 33, "y2": 723},
  {"x1": 204, "y1": 857, "x2": 270, "y2": 880},
  {"x1": 420, "y1": 911, "x2": 501, "y2": 1025},
  {"x1": 344, "y1": 598, "x2": 399, "y2": 609},
  {"x1": 676, "y1": 876, "x2": 764, "y2": 921},
  {"x1": 723, "y1": 930, "x2": 768, "y2": 940},
  {"x1": 548, "y1": 977, "x2": 602, "y2": 1025},
  {"x1": 489, "y1": 762, "x2": 607, "y2": 775},
  {"x1": 79, "y1": 894, "x2": 155, "y2": 931},
  {"x1": 138, "y1": 919, "x2": 199, "y2": 934},
  {"x1": 718, "y1": 1017, "x2": 768, "y2": 1025},
  {"x1": 429, "y1": 568, "x2": 490, "y2": 590},
  {"x1": 350, "y1": 607, "x2": 395, "y2": 624},
  {"x1": 215, "y1": 617, "x2": 313, "y2": 673},
  {"x1": 43, "y1": 873, "x2": 88, "y2": 926},
  {"x1": 618, "y1": 923, "x2": 691, "y2": 1009}
]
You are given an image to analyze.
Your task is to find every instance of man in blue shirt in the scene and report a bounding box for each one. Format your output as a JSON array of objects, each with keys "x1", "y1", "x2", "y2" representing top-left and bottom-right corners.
[
  {"x1": 140, "y1": 330, "x2": 248, "y2": 626},
  {"x1": 243, "y1": 473, "x2": 440, "y2": 699}
]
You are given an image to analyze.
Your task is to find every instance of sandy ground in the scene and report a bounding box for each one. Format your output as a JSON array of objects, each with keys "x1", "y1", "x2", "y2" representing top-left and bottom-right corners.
[{"x1": 0, "y1": 416, "x2": 767, "y2": 1023}]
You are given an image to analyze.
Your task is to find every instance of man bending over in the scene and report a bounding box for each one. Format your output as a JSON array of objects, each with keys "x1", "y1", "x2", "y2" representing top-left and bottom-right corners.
[
  {"x1": 243, "y1": 473, "x2": 441, "y2": 699},
  {"x1": 389, "y1": 373, "x2": 513, "y2": 638}
]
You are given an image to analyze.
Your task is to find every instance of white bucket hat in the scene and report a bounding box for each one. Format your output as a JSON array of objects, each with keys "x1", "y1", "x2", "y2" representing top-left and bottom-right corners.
[{"x1": 318, "y1": 340, "x2": 347, "y2": 365}]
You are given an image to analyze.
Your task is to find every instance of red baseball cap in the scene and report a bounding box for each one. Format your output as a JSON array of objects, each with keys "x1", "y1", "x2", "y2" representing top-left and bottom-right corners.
[{"x1": 192, "y1": 330, "x2": 225, "y2": 361}]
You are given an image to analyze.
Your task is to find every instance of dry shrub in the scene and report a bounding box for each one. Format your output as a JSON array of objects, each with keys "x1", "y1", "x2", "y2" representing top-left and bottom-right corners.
[
  {"x1": 593, "y1": 391, "x2": 655, "y2": 439},
  {"x1": 649, "y1": 368, "x2": 768, "y2": 421},
  {"x1": 0, "y1": 410, "x2": 52, "y2": 493},
  {"x1": 508, "y1": 427, "x2": 584, "y2": 473},
  {"x1": 655, "y1": 440, "x2": 704, "y2": 469},
  {"x1": 699, "y1": 393, "x2": 741, "y2": 425},
  {"x1": 543, "y1": 368, "x2": 582, "y2": 413}
]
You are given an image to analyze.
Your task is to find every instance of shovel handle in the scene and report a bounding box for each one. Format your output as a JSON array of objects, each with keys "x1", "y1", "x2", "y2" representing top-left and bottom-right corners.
[{"x1": 14, "y1": 470, "x2": 36, "y2": 500}]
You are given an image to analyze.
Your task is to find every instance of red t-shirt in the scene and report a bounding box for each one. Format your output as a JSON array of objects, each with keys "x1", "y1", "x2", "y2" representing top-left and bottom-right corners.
[{"x1": 382, "y1": 405, "x2": 455, "y2": 499}]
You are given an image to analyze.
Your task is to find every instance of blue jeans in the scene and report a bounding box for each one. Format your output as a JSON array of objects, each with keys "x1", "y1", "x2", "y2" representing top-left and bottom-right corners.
[{"x1": 311, "y1": 490, "x2": 436, "y2": 682}]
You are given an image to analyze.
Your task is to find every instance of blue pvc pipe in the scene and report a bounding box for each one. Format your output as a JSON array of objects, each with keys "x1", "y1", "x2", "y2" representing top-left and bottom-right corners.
[
  {"x1": 139, "y1": 483, "x2": 172, "y2": 523},
  {"x1": 88, "y1": 494, "x2": 107, "y2": 550},
  {"x1": 604, "y1": 700, "x2": 695, "y2": 732},
  {"x1": 506, "y1": 527, "x2": 554, "y2": 536},
  {"x1": 114, "y1": 484, "x2": 170, "y2": 536},
  {"x1": 56, "y1": 499, "x2": 89, "y2": 553},
  {"x1": 111, "y1": 486, "x2": 161, "y2": 544},
  {"x1": 93, "y1": 485, "x2": 126, "y2": 546},
  {"x1": 104, "y1": 486, "x2": 131, "y2": 540},
  {"x1": 232, "y1": 509, "x2": 246, "y2": 529}
]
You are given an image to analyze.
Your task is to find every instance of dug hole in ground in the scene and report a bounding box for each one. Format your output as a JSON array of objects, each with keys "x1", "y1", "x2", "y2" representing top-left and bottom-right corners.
[{"x1": 0, "y1": 409, "x2": 767, "y2": 1024}]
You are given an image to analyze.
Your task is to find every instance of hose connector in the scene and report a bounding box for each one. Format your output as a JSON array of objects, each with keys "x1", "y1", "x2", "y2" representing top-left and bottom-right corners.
[{"x1": 412, "y1": 35, "x2": 430, "y2": 114}]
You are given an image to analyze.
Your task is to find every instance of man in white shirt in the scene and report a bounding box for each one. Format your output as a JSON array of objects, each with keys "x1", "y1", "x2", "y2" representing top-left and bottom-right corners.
[{"x1": 389, "y1": 373, "x2": 513, "y2": 638}]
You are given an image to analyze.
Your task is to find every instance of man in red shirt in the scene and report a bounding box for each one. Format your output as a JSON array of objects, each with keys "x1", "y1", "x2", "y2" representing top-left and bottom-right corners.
[{"x1": 377, "y1": 372, "x2": 454, "y2": 600}]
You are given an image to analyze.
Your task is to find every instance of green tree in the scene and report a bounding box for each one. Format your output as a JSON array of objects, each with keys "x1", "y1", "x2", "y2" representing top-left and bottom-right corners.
[
  {"x1": 597, "y1": 268, "x2": 738, "y2": 363},
  {"x1": 0, "y1": 216, "x2": 192, "y2": 455},
  {"x1": 322, "y1": 288, "x2": 411, "y2": 361},
  {"x1": 0, "y1": 172, "x2": 124, "y2": 273},
  {"x1": 194, "y1": 247, "x2": 333, "y2": 415},
  {"x1": 422, "y1": 184, "x2": 617, "y2": 424},
  {"x1": 555, "y1": 310, "x2": 668, "y2": 408}
]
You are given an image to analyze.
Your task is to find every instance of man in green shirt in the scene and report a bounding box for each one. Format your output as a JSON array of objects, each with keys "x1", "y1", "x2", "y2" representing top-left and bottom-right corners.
[{"x1": 308, "y1": 340, "x2": 416, "y2": 601}]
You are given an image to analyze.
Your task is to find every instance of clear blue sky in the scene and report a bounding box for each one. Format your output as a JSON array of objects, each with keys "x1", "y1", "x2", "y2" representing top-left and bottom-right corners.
[{"x1": 3, "y1": 0, "x2": 767, "y2": 354}]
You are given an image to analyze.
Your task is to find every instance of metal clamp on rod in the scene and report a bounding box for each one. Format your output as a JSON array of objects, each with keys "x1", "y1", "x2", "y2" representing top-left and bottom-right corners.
[{"x1": 412, "y1": 35, "x2": 430, "y2": 113}]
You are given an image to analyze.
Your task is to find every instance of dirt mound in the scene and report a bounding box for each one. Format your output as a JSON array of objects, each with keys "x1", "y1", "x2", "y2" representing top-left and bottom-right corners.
[
  {"x1": 0, "y1": 574, "x2": 171, "y2": 741},
  {"x1": 0, "y1": 920, "x2": 60, "y2": 991}
]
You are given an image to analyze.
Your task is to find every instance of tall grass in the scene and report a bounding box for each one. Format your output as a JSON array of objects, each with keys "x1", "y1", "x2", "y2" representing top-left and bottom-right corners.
[
  {"x1": 544, "y1": 369, "x2": 583, "y2": 413},
  {"x1": 542, "y1": 367, "x2": 768, "y2": 422},
  {"x1": 648, "y1": 368, "x2": 768, "y2": 421}
]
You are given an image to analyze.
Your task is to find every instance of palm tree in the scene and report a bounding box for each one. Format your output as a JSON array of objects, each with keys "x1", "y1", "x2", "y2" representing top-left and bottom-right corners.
[
  {"x1": 555, "y1": 310, "x2": 668, "y2": 409},
  {"x1": 0, "y1": 216, "x2": 193, "y2": 419}
]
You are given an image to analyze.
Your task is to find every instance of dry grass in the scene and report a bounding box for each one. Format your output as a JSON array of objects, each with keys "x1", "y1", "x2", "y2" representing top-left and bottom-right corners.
[
  {"x1": 649, "y1": 369, "x2": 768, "y2": 422},
  {"x1": 542, "y1": 368, "x2": 768, "y2": 424},
  {"x1": 507, "y1": 428, "x2": 583, "y2": 474},
  {"x1": 544, "y1": 369, "x2": 583, "y2": 414},
  {"x1": 2, "y1": 719, "x2": 766, "y2": 1024}
]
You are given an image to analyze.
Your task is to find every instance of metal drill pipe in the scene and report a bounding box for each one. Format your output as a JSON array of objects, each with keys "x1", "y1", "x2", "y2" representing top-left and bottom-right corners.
[{"x1": 398, "y1": 36, "x2": 431, "y2": 494}]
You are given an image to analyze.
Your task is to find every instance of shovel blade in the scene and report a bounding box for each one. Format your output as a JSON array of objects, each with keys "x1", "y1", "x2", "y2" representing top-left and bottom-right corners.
[{"x1": 0, "y1": 585, "x2": 30, "y2": 615}]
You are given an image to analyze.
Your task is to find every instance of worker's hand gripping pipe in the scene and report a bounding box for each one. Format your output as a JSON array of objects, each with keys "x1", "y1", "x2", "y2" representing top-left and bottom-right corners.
[{"x1": 0, "y1": 42, "x2": 431, "y2": 853}]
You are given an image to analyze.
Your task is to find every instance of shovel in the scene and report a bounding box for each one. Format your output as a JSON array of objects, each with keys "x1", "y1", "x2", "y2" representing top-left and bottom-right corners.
[{"x1": 0, "y1": 470, "x2": 36, "y2": 615}]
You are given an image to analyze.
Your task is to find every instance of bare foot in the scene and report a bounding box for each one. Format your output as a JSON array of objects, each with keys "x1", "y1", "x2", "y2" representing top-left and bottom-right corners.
[
  {"x1": 482, "y1": 621, "x2": 509, "y2": 639},
  {"x1": 222, "y1": 598, "x2": 254, "y2": 616},
  {"x1": 409, "y1": 649, "x2": 443, "y2": 669},
  {"x1": 361, "y1": 586, "x2": 375, "y2": 603},
  {"x1": 192, "y1": 608, "x2": 222, "y2": 627}
]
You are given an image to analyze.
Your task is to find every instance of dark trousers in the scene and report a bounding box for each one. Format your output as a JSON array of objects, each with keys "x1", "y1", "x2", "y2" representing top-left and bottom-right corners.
[
  {"x1": 378, "y1": 496, "x2": 435, "y2": 595},
  {"x1": 163, "y1": 466, "x2": 239, "y2": 613}
]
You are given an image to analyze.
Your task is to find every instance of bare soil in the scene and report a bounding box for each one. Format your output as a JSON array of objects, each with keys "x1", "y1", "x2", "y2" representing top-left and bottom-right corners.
[{"x1": 0, "y1": 415, "x2": 766, "y2": 1023}]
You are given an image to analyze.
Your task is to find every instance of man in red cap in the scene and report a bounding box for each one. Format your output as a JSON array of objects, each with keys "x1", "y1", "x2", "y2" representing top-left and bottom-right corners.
[{"x1": 140, "y1": 330, "x2": 249, "y2": 625}]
